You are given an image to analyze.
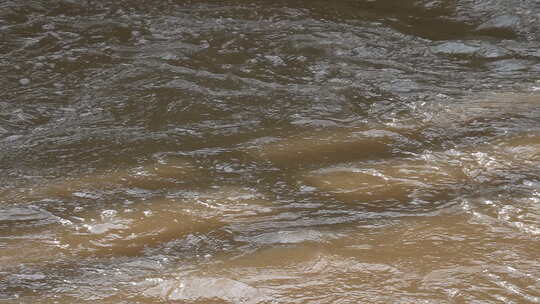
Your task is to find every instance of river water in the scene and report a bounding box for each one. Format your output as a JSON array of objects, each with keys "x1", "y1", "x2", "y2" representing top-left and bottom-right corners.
[{"x1": 1, "y1": 0, "x2": 540, "y2": 303}]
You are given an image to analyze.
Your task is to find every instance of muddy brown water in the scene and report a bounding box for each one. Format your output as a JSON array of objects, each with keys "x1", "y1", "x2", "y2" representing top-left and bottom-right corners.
[{"x1": 1, "y1": 0, "x2": 540, "y2": 303}]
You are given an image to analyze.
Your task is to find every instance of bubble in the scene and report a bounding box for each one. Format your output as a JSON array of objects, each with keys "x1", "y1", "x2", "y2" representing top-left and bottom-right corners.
[{"x1": 101, "y1": 209, "x2": 118, "y2": 218}]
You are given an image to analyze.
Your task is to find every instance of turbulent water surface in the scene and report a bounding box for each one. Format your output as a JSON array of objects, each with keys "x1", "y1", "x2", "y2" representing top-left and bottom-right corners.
[{"x1": 1, "y1": 0, "x2": 540, "y2": 303}]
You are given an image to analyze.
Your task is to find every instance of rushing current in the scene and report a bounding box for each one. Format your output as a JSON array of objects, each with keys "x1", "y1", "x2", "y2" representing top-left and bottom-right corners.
[{"x1": 1, "y1": 0, "x2": 540, "y2": 303}]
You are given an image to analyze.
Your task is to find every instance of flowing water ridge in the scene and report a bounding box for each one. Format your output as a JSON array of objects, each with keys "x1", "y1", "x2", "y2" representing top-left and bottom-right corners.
[{"x1": 1, "y1": 0, "x2": 540, "y2": 303}]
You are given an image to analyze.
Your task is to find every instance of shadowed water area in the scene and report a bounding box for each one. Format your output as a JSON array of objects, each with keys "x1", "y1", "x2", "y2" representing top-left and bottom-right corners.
[{"x1": 1, "y1": 0, "x2": 540, "y2": 303}]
